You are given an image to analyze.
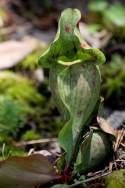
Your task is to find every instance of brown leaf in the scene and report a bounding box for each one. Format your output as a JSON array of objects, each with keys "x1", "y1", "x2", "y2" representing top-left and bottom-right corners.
[
  {"x1": 97, "y1": 117, "x2": 117, "y2": 137},
  {"x1": 0, "y1": 154, "x2": 56, "y2": 188},
  {"x1": 0, "y1": 38, "x2": 38, "y2": 70}
]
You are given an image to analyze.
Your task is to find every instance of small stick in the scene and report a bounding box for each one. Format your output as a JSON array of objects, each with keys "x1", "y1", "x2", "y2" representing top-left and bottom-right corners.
[
  {"x1": 109, "y1": 162, "x2": 113, "y2": 172},
  {"x1": 70, "y1": 171, "x2": 111, "y2": 187},
  {"x1": 114, "y1": 129, "x2": 125, "y2": 152},
  {"x1": 121, "y1": 143, "x2": 125, "y2": 148},
  {"x1": 13, "y1": 138, "x2": 57, "y2": 147},
  {"x1": 115, "y1": 159, "x2": 125, "y2": 162}
]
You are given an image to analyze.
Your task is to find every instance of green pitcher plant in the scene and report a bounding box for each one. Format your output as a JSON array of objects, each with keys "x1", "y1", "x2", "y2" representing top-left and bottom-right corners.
[
  {"x1": 39, "y1": 8, "x2": 105, "y2": 165},
  {"x1": 0, "y1": 8, "x2": 116, "y2": 188}
]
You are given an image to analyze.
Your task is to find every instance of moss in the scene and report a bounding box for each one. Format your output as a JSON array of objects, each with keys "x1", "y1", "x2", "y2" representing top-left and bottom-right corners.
[
  {"x1": 0, "y1": 71, "x2": 45, "y2": 113},
  {"x1": 0, "y1": 71, "x2": 48, "y2": 141},
  {"x1": 17, "y1": 44, "x2": 47, "y2": 71},
  {"x1": 21, "y1": 130, "x2": 41, "y2": 141},
  {"x1": 101, "y1": 54, "x2": 125, "y2": 99},
  {"x1": 105, "y1": 169, "x2": 125, "y2": 188},
  {"x1": 0, "y1": 95, "x2": 27, "y2": 136}
]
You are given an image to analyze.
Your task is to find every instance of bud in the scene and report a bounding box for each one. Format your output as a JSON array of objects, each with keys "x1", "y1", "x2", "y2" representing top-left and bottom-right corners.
[{"x1": 75, "y1": 130, "x2": 112, "y2": 174}]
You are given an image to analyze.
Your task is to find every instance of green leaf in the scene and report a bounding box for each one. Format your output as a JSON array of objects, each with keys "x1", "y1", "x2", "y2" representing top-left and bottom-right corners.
[
  {"x1": 0, "y1": 154, "x2": 56, "y2": 188},
  {"x1": 38, "y1": 8, "x2": 105, "y2": 68},
  {"x1": 105, "y1": 169, "x2": 125, "y2": 188},
  {"x1": 38, "y1": 8, "x2": 82, "y2": 68},
  {"x1": 58, "y1": 63, "x2": 101, "y2": 164},
  {"x1": 74, "y1": 130, "x2": 112, "y2": 174},
  {"x1": 103, "y1": 3, "x2": 125, "y2": 26},
  {"x1": 88, "y1": 0, "x2": 108, "y2": 12}
]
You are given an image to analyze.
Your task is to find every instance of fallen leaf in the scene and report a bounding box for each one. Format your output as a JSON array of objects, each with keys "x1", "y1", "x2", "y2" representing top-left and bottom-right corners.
[
  {"x1": 0, "y1": 154, "x2": 56, "y2": 188},
  {"x1": 0, "y1": 38, "x2": 38, "y2": 70},
  {"x1": 97, "y1": 117, "x2": 117, "y2": 137}
]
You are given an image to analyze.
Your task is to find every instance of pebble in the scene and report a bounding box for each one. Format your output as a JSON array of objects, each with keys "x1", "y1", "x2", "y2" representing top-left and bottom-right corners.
[{"x1": 107, "y1": 110, "x2": 125, "y2": 129}]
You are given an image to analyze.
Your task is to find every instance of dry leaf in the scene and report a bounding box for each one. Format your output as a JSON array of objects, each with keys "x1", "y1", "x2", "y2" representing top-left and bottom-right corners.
[
  {"x1": 0, "y1": 38, "x2": 38, "y2": 70},
  {"x1": 97, "y1": 117, "x2": 117, "y2": 137},
  {"x1": 0, "y1": 154, "x2": 56, "y2": 188}
]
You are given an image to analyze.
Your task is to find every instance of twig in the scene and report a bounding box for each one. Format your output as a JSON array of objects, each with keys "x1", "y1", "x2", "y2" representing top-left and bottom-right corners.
[
  {"x1": 116, "y1": 159, "x2": 125, "y2": 162},
  {"x1": 114, "y1": 129, "x2": 125, "y2": 152},
  {"x1": 121, "y1": 143, "x2": 125, "y2": 148},
  {"x1": 70, "y1": 171, "x2": 111, "y2": 188},
  {"x1": 13, "y1": 138, "x2": 58, "y2": 148},
  {"x1": 109, "y1": 162, "x2": 113, "y2": 172}
]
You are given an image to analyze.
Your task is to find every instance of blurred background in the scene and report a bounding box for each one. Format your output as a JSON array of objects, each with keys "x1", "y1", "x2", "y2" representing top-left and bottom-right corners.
[{"x1": 0, "y1": 0, "x2": 125, "y2": 158}]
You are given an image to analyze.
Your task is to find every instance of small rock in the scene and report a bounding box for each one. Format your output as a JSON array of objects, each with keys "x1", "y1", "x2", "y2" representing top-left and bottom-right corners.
[{"x1": 107, "y1": 111, "x2": 125, "y2": 129}]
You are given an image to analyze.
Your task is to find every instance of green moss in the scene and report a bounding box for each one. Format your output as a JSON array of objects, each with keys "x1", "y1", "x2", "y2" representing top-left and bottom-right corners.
[
  {"x1": 105, "y1": 169, "x2": 125, "y2": 188},
  {"x1": 0, "y1": 71, "x2": 48, "y2": 141},
  {"x1": 0, "y1": 95, "x2": 26, "y2": 136},
  {"x1": 88, "y1": 0, "x2": 108, "y2": 12},
  {"x1": 18, "y1": 44, "x2": 47, "y2": 71},
  {"x1": 0, "y1": 71, "x2": 45, "y2": 112},
  {"x1": 88, "y1": 2, "x2": 125, "y2": 37},
  {"x1": 101, "y1": 54, "x2": 125, "y2": 98},
  {"x1": 21, "y1": 130, "x2": 41, "y2": 141}
]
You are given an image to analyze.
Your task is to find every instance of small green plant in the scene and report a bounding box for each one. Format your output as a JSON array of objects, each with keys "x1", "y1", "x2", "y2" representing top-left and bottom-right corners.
[
  {"x1": 101, "y1": 54, "x2": 125, "y2": 99},
  {"x1": 0, "y1": 9, "x2": 116, "y2": 188},
  {"x1": 0, "y1": 71, "x2": 45, "y2": 113},
  {"x1": 0, "y1": 95, "x2": 26, "y2": 136},
  {"x1": 0, "y1": 143, "x2": 26, "y2": 160},
  {"x1": 0, "y1": 71, "x2": 47, "y2": 141},
  {"x1": 21, "y1": 130, "x2": 41, "y2": 141},
  {"x1": 88, "y1": 1, "x2": 125, "y2": 38}
]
